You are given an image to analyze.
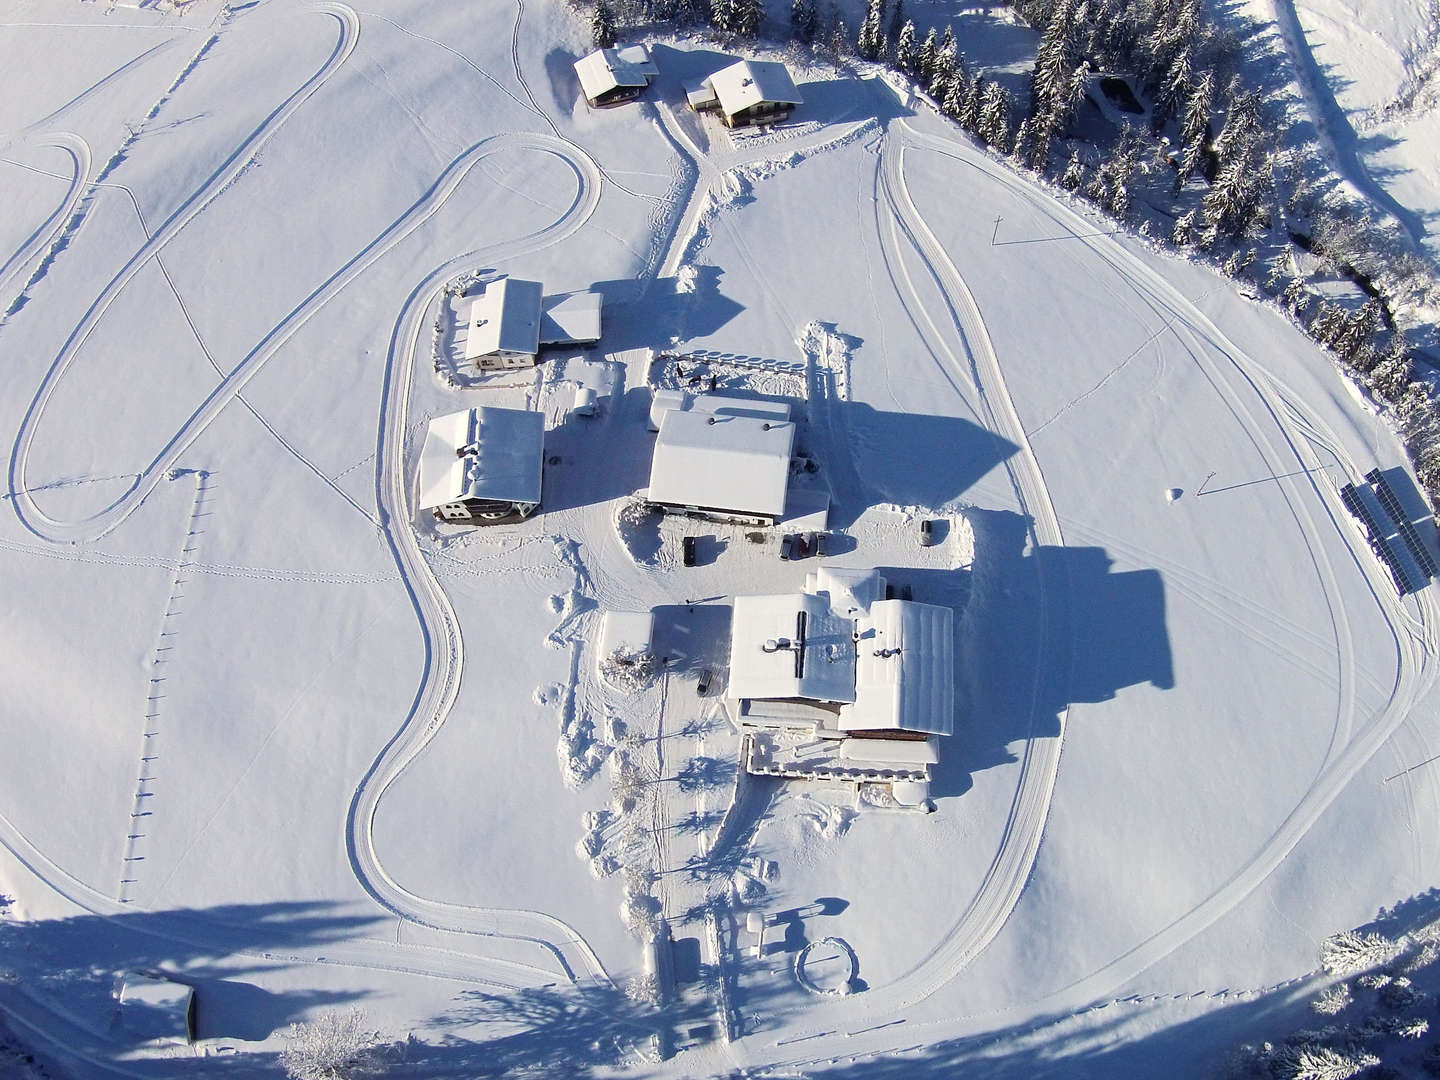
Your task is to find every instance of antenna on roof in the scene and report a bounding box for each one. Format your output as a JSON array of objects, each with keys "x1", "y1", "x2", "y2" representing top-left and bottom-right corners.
[{"x1": 794, "y1": 611, "x2": 807, "y2": 680}]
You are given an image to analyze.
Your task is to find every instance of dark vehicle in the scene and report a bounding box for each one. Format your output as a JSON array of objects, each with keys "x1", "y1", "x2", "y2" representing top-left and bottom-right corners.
[
  {"x1": 919, "y1": 519, "x2": 936, "y2": 546},
  {"x1": 779, "y1": 533, "x2": 797, "y2": 560},
  {"x1": 813, "y1": 532, "x2": 829, "y2": 557},
  {"x1": 794, "y1": 532, "x2": 813, "y2": 559},
  {"x1": 697, "y1": 669, "x2": 713, "y2": 696},
  {"x1": 682, "y1": 536, "x2": 697, "y2": 567}
]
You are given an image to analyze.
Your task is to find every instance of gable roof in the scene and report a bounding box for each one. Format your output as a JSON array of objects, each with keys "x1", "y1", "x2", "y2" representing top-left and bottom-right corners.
[
  {"x1": 841, "y1": 599, "x2": 954, "y2": 736},
  {"x1": 464, "y1": 278, "x2": 543, "y2": 359},
  {"x1": 648, "y1": 408, "x2": 794, "y2": 518},
  {"x1": 708, "y1": 59, "x2": 802, "y2": 116},
  {"x1": 574, "y1": 44, "x2": 658, "y2": 101},
  {"x1": 417, "y1": 407, "x2": 544, "y2": 510},
  {"x1": 728, "y1": 593, "x2": 857, "y2": 704}
]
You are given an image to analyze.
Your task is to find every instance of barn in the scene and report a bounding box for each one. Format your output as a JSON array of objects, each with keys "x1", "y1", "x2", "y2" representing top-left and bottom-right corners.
[
  {"x1": 645, "y1": 393, "x2": 796, "y2": 524},
  {"x1": 462, "y1": 278, "x2": 603, "y2": 370},
  {"x1": 417, "y1": 407, "x2": 545, "y2": 524}
]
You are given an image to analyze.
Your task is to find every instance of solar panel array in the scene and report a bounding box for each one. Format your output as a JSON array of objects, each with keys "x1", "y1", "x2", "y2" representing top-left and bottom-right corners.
[
  {"x1": 1367, "y1": 469, "x2": 1440, "y2": 579},
  {"x1": 1340, "y1": 482, "x2": 1426, "y2": 594}
]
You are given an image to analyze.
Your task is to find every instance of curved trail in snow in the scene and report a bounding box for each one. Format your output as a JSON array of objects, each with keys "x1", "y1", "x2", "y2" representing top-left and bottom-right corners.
[
  {"x1": 7, "y1": 2, "x2": 360, "y2": 542},
  {"x1": 0, "y1": 132, "x2": 89, "y2": 299},
  {"x1": 344, "y1": 135, "x2": 610, "y2": 988},
  {"x1": 748, "y1": 115, "x2": 1437, "y2": 1073}
]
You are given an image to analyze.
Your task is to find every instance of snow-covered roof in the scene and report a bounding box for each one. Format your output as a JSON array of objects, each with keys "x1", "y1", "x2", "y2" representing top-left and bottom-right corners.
[
  {"x1": 416, "y1": 407, "x2": 544, "y2": 510},
  {"x1": 690, "y1": 393, "x2": 791, "y2": 422},
  {"x1": 707, "y1": 59, "x2": 802, "y2": 117},
  {"x1": 841, "y1": 600, "x2": 954, "y2": 736},
  {"x1": 119, "y1": 972, "x2": 194, "y2": 1044},
  {"x1": 464, "y1": 278, "x2": 543, "y2": 359},
  {"x1": 539, "y1": 290, "x2": 603, "y2": 345},
  {"x1": 600, "y1": 610, "x2": 654, "y2": 658},
  {"x1": 728, "y1": 593, "x2": 857, "y2": 704},
  {"x1": 648, "y1": 408, "x2": 794, "y2": 518},
  {"x1": 574, "y1": 44, "x2": 657, "y2": 101},
  {"x1": 809, "y1": 566, "x2": 887, "y2": 617}
]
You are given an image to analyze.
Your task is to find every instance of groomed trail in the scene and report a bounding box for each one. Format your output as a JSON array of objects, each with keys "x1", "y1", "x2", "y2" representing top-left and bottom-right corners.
[
  {"x1": 0, "y1": 133, "x2": 90, "y2": 301},
  {"x1": 346, "y1": 132, "x2": 612, "y2": 988},
  {"x1": 738, "y1": 110, "x2": 1438, "y2": 1074}
]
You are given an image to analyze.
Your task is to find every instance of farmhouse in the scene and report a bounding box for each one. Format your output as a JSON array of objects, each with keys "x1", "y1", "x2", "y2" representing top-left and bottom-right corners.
[
  {"x1": 574, "y1": 43, "x2": 659, "y2": 108},
  {"x1": 645, "y1": 392, "x2": 796, "y2": 524},
  {"x1": 728, "y1": 567, "x2": 954, "y2": 805},
  {"x1": 462, "y1": 277, "x2": 603, "y2": 369},
  {"x1": 417, "y1": 406, "x2": 544, "y2": 524},
  {"x1": 687, "y1": 58, "x2": 803, "y2": 128}
]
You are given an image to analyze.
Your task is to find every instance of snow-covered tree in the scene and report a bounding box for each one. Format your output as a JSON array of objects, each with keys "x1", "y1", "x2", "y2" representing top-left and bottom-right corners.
[
  {"x1": 280, "y1": 1010, "x2": 389, "y2": 1080},
  {"x1": 1061, "y1": 148, "x2": 1086, "y2": 190},
  {"x1": 959, "y1": 75, "x2": 985, "y2": 134},
  {"x1": 1321, "y1": 930, "x2": 1399, "y2": 975},
  {"x1": 887, "y1": 0, "x2": 905, "y2": 43},
  {"x1": 1310, "y1": 982, "x2": 1352, "y2": 1017},
  {"x1": 1176, "y1": 68, "x2": 1215, "y2": 186},
  {"x1": 730, "y1": 0, "x2": 761, "y2": 37},
  {"x1": 894, "y1": 19, "x2": 918, "y2": 75},
  {"x1": 1331, "y1": 299, "x2": 1382, "y2": 362},
  {"x1": 941, "y1": 70, "x2": 968, "y2": 119},
  {"x1": 1199, "y1": 135, "x2": 1272, "y2": 243},
  {"x1": 1271, "y1": 1043, "x2": 1379, "y2": 1080},
  {"x1": 1172, "y1": 207, "x2": 1199, "y2": 245},
  {"x1": 791, "y1": 0, "x2": 819, "y2": 42},
  {"x1": 917, "y1": 27, "x2": 939, "y2": 84},
  {"x1": 857, "y1": 0, "x2": 886, "y2": 60},
  {"x1": 978, "y1": 81, "x2": 1014, "y2": 152},
  {"x1": 592, "y1": 0, "x2": 617, "y2": 48}
]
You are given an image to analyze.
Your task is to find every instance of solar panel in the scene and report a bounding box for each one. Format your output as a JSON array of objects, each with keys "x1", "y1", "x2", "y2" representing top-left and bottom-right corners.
[
  {"x1": 1369, "y1": 471, "x2": 1410, "y2": 529},
  {"x1": 1396, "y1": 517, "x2": 1439, "y2": 578},
  {"x1": 1340, "y1": 484, "x2": 1384, "y2": 542}
]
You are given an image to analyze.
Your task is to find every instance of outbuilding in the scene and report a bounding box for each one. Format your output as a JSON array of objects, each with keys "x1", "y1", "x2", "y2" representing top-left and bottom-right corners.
[
  {"x1": 575, "y1": 43, "x2": 659, "y2": 108},
  {"x1": 689, "y1": 59, "x2": 802, "y2": 128},
  {"x1": 417, "y1": 406, "x2": 545, "y2": 524},
  {"x1": 646, "y1": 393, "x2": 796, "y2": 524},
  {"x1": 117, "y1": 972, "x2": 195, "y2": 1045}
]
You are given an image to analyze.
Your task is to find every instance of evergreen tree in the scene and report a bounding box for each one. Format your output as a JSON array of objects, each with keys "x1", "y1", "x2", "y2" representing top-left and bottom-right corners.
[
  {"x1": 1281, "y1": 276, "x2": 1311, "y2": 314},
  {"x1": 1368, "y1": 333, "x2": 1412, "y2": 401},
  {"x1": 731, "y1": 0, "x2": 761, "y2": 37},
  {"x1": 829, "y1": 15, "x2": 850, "y2": 60},
  {"x1": 1172, "y1": 207, "x2": 1199, "y2": 245},
  {"x1": 1176, "y1": 68, "x2": 1214, "y2": 186},
  {"x1": 1332, "y1": 299, "x2": 1382, "y2": 361},
  {"x1": 960, "y1": 74, "x2": 985, "y2": 133},
  {"x1": 592, "y1": 0, "x2": 617, "y2": 48},
  {"x1": 1200, "y1": 137, "x2": 1271, "y2": 242},
  {"x1": 895, "y1": 19, "x2": 919, "y2": 75},
  {"x1": 857, "y1": 0, "x2": 886, "y2": 60},
  {"x1": 791, "y1": 0, "x2": 819, "y2": 44},
  {"x1": 941, "y1": 70, "x2": 967, "y2": 118},
  {"x1": 917, "y1": 27, "x2": 939, "y2": 84},
  {"x1": 979, "y1": 82, "x2": 1013, "y2": 151},
  {"x1": 888, "y1": 0, "x2": 906, "y2": 45},
  {"x1": 1061, "y1": 148, "x2": 1086, "y2": 190},
  {"x1": 710, "y1": 0, "x2": 735, "y2": 33},
  {"x1": 1030, "y1": 0, "x2": 1087, "y2": 140}
]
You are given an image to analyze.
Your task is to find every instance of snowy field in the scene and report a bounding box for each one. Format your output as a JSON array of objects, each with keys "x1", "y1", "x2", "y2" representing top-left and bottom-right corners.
[{"x1": 1, "y1": 0, "x2": 1439, "y2": 1077}]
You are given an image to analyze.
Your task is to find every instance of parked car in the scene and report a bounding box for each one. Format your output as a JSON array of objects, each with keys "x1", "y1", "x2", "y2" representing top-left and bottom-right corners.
[
  {"x1": 795, "y1": 532, "x2": 813, "y2": 559},
  {"x1": 697, "y1": 669, "x2": 713, "y2": 696},
  {"x1": 779, "y1": 533, "x2": 797, "y2": 560},
  {"x1": 919, "y1": 518, "x2": 936, "y2": 546},
  {"x1": 682, "y1": 535, "x2": 697, "y2": 567}
]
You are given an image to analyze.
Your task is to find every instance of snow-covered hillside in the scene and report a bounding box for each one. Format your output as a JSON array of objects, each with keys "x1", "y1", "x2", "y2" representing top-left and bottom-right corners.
[{"x1": 1, "y1": 0, "x2": 1438, "y2": 1077}]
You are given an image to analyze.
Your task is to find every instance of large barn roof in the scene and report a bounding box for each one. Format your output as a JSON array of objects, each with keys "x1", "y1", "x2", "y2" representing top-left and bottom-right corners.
[
  {"x1": 417, "y1": 407, "x2": 544, "y2": 510},
  {"x1": 647, "y1": 408, "x2": 794, "y2": 518},
  {"x1": 841, "y1": 599, "x2": 954, "y2": 736}
]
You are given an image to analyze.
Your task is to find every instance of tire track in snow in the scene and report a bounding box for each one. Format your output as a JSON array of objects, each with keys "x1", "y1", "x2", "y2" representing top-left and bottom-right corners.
[
  {"x1": 7, "y1": 1, "x2": 360, "y2": 543},
  {"x1": 749, "y1": 117, "x2": 1437, "y2": 1073},
  {"x1": 345, "y1": 133, "x2": 611, "y2": 987}
]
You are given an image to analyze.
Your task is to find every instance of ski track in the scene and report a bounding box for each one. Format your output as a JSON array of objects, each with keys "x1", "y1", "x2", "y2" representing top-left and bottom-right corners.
[
  {"x1": 344, "y1": 132, "x2": 612, "y2": 988},
  {"x1": 7, "y1": 1, "x2": 360, "y2": 543},
  {"x1": 745, "y1": 116, "x2": 1437, "y2": 1072},
  {"x1": 0, "y1": 134, "x2": 90, "y2": 301}
]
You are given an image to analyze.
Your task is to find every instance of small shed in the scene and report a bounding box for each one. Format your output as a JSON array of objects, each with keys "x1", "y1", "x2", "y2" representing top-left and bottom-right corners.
[
  {"x1": 539, "y1": 290, "x2": 604, "y2": 347},
  {"x1": 575, "y1": 43, "x2": 659, "y2": 108},
  {"x1": 118, "y1": 972, "x2": 195, "y2": 1045},
  {"x1": 417, "y1": 406, "x2": 545, "y2": 523},
  {"x1": 690, "y1": 59, "x2": 802, "y2": 128}
]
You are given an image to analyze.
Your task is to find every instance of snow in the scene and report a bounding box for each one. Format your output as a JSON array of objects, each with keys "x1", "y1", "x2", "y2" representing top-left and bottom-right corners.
[
  {"x1": 1, "y1": 0, "x2": 1439, "y2": 1076},
  {"x1": 843, "y1": 598, "x2": 955, "y2": 735},
  {"x1": 646, "y1": 405, "x2": 796, "y2": 520},
  {"x1": 415, "y1": 406, "x2": 544, "y2": 512},
  {"x1": 462, "y1": 277, "x2": 543, "y2": 361},
  {"x1": 703, "y1": 58, "x2": 804, "y2": 117}
]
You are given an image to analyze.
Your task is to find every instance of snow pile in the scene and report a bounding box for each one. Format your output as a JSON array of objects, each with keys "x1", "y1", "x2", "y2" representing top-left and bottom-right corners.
[{"x1": 613, "y1": 497, "x2": 663, "y2": 566}]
